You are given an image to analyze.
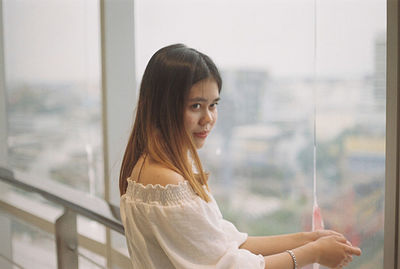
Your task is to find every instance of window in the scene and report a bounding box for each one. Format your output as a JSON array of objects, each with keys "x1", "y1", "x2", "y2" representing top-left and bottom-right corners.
[
  {"x1": 1, "y1": 2, "x2": 109, "y2": 267},
  {"x1": 0, "y1": 0, "x2": 391, "y2": 267},
  {"x1": 3, "y1": 0, "x2": 104, "y2": 197},
  {"x1": 135, "y1": 0, "x2": 386, "y2": 267}
]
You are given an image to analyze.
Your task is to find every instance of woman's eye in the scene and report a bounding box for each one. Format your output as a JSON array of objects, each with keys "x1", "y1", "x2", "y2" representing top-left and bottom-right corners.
[
  {"x1": 191, "y1": 104, "x2": 201, "y2": 109},
  {"x1": 210, "y1": 102, "x2": 219, "y2": 109}
]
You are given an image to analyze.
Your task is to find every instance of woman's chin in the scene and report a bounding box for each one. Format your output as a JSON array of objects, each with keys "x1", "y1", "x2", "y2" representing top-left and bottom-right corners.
[
  {"x1": 194, "y1": 144, "x2": 203, "y2": 149},
  {"x1": 194, "y1": 141, "x2": 205, "y2": 149}
]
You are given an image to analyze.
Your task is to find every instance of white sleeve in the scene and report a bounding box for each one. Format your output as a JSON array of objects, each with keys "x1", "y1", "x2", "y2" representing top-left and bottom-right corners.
[
  {"x1": 146, "y1": 198, "x2": 265, "y2": 269},
  {"x1": 220, "y1": 218, "x2": 248, "y2": 247}
]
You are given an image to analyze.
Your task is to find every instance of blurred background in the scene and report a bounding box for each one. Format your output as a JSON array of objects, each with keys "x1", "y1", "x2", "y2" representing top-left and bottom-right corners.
[{"x1": 0, "y1": 0, "x2": 387, "y2": 268}]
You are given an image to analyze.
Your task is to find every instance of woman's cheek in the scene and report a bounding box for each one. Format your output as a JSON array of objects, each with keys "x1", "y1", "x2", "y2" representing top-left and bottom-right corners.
[
  {"x1": 213, "y1": 110, "x2": 218, "y2": 124},
  {"x1": 185, "y1": 112, "x2": 198, "y2": 127}
]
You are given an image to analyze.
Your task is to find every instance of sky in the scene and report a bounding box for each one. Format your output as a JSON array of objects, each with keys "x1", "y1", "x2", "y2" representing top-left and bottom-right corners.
[
  {"x1": 3, "y1": 0, "x2": 101, "y2": 83},
  {"x1": 2, "y1": 0, "x2": 386, "y2": 83},
  {"x1": 135, "y1": 0, "x2": 386, "y2": 79}
]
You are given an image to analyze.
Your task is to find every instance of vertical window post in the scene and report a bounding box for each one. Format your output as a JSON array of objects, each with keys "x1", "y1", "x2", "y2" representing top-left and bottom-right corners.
[
  {"x1": 99, "y1": 0, "x2": 136, "y2": 205},
  {"x1": 0, "y1": 2, "x2": 12, "y2": 269},
  {"x1": 384, "y1": 0, "x2": 400, "y2": 268},
  {"x1": 0, "y1": 0, "x2": 7, "y2": 166},
  {"x1": 100, "y1": 1, "x2": 136, "y2": 268}
]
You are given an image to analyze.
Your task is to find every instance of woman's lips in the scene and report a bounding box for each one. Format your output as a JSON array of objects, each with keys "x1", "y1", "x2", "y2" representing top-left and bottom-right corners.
[{"x1": 193, "y1": 131, "x2": 208, "y2": 139}]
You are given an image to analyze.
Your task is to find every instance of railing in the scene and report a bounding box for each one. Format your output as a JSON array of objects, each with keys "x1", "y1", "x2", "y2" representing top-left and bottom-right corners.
[{"x1": 0, "y1": 167, "x2": 129, "y2": 269}]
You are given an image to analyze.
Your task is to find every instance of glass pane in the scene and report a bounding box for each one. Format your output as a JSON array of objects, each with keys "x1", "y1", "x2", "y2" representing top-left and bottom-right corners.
[
  {"x1": 135, "y1": 0, "x2": 315, "y2": 231},
  {"x1": 0, "y1": 210, "x2": 56, "y2": 269},
  {"x1": 111, "y1": 230, "x2": 129, "y2": 257},
  {"x1": 78, "y1": 246, "x2": 107, "y2": 269},
  {"x1": 3, "y1": 0, "x2": 104, "y2": 197},
  {"x1": 77, "y1": 215, "x2": 106, "y2": 244},
  {"x1": 314, "y1": 1, "x2": 386, "y2": 268},
  {"x1": 135, "y1": 0, "x2": 386, "y2": 268}
]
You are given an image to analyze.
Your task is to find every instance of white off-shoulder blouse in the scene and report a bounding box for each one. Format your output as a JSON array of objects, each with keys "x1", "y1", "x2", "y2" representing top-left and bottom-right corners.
[{"x1": 120, "y1": 179, "x2": 265, "y2": 269}]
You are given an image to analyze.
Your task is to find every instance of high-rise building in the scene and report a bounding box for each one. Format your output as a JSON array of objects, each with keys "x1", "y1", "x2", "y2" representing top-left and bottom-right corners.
[
  {"x1": 374, "y1": 32, "x2": 386, "y2": 111},
  {"x1": 219, "y1": 69, "x2": 268, "y2": 128}
]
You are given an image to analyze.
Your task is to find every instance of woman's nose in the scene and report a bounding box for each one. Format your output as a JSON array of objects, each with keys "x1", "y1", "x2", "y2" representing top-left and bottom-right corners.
[{"x1": 200, "y1": 110, "x2": 213, "y2": 125}]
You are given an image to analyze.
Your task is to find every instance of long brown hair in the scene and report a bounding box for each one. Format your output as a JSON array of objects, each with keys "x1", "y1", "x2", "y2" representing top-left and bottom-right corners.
[{"x1": 119, "y1": 44, "x2": 222, "y2": 201}]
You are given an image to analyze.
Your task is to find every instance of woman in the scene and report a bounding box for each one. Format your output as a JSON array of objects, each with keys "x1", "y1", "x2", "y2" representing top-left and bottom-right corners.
[{"x1": 119, "y1": 44, "x2": 361, "y2": 268}]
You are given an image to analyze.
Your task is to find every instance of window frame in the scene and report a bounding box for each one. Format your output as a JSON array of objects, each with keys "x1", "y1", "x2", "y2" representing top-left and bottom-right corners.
[
  {"x1": 0, "y1": 0, "x2": 7, "y2": 167},
  {"x1": 384, "y1": 0, "x2": 400, "y2": 267},
  {"x1": 99, "y1": 0, "x2": 137, "y2": 205},
  {"x1": 99, "y1": 0, "x2": 136, "y2": 267}
]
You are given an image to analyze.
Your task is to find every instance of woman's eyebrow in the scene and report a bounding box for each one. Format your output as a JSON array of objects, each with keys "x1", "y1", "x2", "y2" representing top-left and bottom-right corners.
[{"x1": 188, "y1": 97, "x2": 221, "y2": 102}]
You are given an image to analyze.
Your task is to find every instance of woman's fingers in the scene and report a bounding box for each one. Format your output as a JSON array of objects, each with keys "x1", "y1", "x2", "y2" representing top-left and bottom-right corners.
[
  {"x1": 342, "y1": 254, "x2": 353, "y2": 266},
  {"x1": 346, "y1": 245, "x2": 362, "y2": 256},
  {"x1": 336, "y1": 255, "x2": 352, "y2": 268},
  {"x1": 315, "y1": 230, "x2": 359, "y2": 253},
  {"x1": 339, "y1": 242, "x2": 362, "y2": 256},
  {"x1": 334, "y1": 236, "x2": 348, "y2": 244},
  {"x1": 332, "y1": 234, "x2": 354, "y2": 246},
  {"x1": 346, "y1": 254, "x2": 353, "y2": 262},
  {"x1": 314, "y1": 234, "x2": 362, "y2": 268}
]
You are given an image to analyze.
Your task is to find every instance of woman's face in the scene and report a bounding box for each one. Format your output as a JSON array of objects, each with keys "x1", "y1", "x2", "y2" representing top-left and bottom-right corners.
[{"x1": 184, "y1": 78, "x2": 220, "y2": 149}]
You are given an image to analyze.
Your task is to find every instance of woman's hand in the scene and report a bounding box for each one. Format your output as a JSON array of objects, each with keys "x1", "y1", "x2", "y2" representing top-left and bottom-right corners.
[
  {"x1": 261, "y1": 232, "x2": 361, "y2": 269},
  {"x1": 312, "y1": 235, "x2": 361, "y2": 268},
  {"x1": 308, "y1": 229, "x2": 346, "y2": 241}
]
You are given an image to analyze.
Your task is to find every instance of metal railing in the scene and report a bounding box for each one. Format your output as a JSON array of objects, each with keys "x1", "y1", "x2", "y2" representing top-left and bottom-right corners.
[{"x1": 0, "y1": 167, "x2": 127, "y2": 269}]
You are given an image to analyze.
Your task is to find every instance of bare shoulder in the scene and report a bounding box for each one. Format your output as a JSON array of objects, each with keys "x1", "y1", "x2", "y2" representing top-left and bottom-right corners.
[{"x1": 133, "y1": 160, "x2": 185, "y2": 187}]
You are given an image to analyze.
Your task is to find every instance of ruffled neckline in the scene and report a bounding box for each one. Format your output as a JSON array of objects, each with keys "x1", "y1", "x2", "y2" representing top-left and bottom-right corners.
[
  {"x1": 124, "y1": 178, "x2": 199, "y2": 206},
  {"x1": 127, "y1": 177, "x2": 190, "y2": 190}
]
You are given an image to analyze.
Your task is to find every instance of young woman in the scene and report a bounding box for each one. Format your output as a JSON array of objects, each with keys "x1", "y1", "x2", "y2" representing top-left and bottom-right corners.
[{"x1": 119, "y1": 44, "x2": 361, "y2": 269}]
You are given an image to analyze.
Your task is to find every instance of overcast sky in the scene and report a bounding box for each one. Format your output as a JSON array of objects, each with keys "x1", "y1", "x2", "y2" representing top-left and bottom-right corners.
[
  {"x1": 3, "y1": 0, "x2": 386, "y2": 83},
  {"x1": 135, "y1": 0, "x2": 386, "y2": 79}
]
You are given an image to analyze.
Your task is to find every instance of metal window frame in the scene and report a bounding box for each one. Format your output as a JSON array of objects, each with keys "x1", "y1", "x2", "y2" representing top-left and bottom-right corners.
[
  {"x1": 99, "y1": 1, "x2": 136, "y2": 268},
  {"x1": 99, "y1": 0, "x2": 136, "y2": 205},
  {"x1": 0, "y1": 1, "x2": 12, "y2": 269},
  {"x1": 384, "y1": 0, "x2": 400, "y2": 268},
  {"x1": 0, "y1": 168, "x2": 131, "y2": 269},
  {"x1": 0, "y1": 0, "x2": 7, "y2": 167}
]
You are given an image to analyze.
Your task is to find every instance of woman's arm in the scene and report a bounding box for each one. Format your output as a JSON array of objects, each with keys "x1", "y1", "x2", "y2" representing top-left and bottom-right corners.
[
  {"x1": 262, "y1": 242, "x2": 317, "y2": 269},
  {"x1": 262, "y1": 235, "x2": 361, "y2": 269},
  {"x1": 242, "y1": 234, "x2": 362, "y2": 269},
  {"x1": 239, "y1": 232, "x2": 312, "y2": 256},
  {"x1": 239, "y1": 230, "x2": 344, "y2": 256},
  {"x1": 239, "y1": 230, "x2": 351, "y2": 257}
]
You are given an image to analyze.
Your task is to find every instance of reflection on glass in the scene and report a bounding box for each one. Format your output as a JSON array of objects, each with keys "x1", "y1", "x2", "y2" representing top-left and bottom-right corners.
[{"x1": 136, "y1": 0, "x2": 386, "y2": 268}]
